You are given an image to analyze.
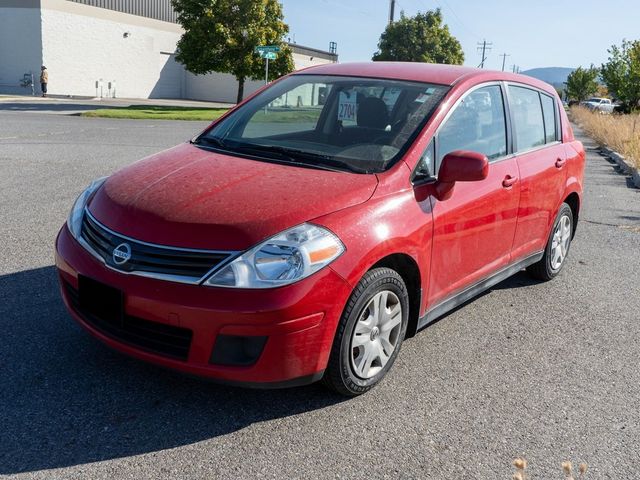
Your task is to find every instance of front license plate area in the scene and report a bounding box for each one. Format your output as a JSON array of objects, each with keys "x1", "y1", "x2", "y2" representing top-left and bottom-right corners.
[{"x1": 78, "y1": 275, "x2": 124, "y2": 324}]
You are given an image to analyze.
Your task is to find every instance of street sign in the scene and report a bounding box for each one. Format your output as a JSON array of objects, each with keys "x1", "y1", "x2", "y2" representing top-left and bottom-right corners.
[
  {"x1": 256, "y1": 46, "x2": 280, "y2": 86},
  {"x1": 255, "y1": 45, "x2": 281, "y2": 54}
]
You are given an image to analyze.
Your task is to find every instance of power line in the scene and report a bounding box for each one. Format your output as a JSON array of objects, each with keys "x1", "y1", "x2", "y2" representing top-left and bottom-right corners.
[
  {"x1": 435, "y1": 0, "x2": 483, "y2": 40},
  {"x1": 499, "y1": 53, "x2": 510, "y2": 71},
  {"x1": 477, "y1": 40, "x2": 492, "y2": 68}
]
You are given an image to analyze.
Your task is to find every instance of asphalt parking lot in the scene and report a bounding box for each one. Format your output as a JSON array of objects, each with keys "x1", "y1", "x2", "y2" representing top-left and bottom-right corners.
[{"x1": 1, "y1": 109, "x2": 639, "y2": 479}]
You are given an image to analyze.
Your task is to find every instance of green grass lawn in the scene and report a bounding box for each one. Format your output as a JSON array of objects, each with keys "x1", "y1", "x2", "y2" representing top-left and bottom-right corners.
[
  {"x1": 82, "y1": 105, "x2": 229, "y2": 121},
  {"x1": 250, "y1": 108, "x2": 322, "y2": 123},
  {"x1": 82, "y1": 105, "x2": 323, "y2": 122}
]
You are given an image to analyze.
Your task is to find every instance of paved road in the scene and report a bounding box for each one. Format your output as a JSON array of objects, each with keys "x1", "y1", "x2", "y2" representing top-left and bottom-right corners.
[{"x1": 1, "y1": 113, "x2": 639, "y2": 479}]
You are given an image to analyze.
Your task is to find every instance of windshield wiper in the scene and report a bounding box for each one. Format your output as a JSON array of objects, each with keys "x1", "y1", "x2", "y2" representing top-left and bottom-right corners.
[
  {"x1": 194, "y1": 138, "x2": 367, "y2": 174},
  {"x1": 233, "y1": 144, "x2": 367, "y2": 174},
  {"x1": 192, "y1": 136, "x2": 227, "y2": 149}
]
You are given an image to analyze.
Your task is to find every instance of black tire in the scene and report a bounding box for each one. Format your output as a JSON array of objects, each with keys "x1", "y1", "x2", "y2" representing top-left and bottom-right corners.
[
  {"x1": 322, "y1": 267, "x2": 409, "y2": 396},
  {"x1": 527, "y1": 203, "x2": 574, "y2": 281}
]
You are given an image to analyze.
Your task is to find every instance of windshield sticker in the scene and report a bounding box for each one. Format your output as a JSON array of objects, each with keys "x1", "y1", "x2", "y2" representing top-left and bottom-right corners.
[{"x1": 338, "y1": 91, "x2": 357, "y2": 122}]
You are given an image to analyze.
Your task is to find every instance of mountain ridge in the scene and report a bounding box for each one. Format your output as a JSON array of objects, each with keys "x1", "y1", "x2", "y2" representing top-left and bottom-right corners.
[{"x1": 520, "y1": 67, "x2": 575, "y2": 89}]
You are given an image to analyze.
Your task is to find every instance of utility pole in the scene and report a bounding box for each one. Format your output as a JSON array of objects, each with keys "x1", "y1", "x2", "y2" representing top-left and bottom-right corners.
[
  {"x1": 511, "y1": 64, "x2": 520, "y2": 74},
  {"x1": 477, "y1": 40, "x2": 492, "y2": 68},
  {"x1": 499, "y1": 53, "x2": 510, "y2": 72},
  {"x1": 388, "y1": 0, "x2": 395, "y2": 25}
]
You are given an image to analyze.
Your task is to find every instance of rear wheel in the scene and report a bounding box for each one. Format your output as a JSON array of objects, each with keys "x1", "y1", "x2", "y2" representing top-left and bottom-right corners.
[
  {"x1": 322, "y1": 268, "x2": 409, "y2": 396},
  {"x1": 527, "y1": 203, "x2": 574, "y2": 281}
]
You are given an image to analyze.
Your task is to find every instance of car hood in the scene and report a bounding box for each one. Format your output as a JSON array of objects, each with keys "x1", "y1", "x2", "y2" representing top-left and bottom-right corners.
[{"x1": 88, "y1": 143, "x2": 378, "y2": 250}]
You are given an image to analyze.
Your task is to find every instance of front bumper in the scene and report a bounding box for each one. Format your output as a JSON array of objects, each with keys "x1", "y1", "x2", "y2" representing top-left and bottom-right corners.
[{"x1": 55, "y1": 225, "x2": 352, "y2": 387}]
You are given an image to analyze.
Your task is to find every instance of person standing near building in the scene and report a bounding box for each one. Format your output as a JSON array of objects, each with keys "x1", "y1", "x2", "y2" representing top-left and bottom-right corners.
[{"x1": 40, "y1": 66, "x2": 48, "y2": 97}]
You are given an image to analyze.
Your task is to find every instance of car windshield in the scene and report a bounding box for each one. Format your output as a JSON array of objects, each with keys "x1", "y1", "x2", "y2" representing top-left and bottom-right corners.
[{"x1": 195, "y1": 74, "x2": 448, "y2": 174}]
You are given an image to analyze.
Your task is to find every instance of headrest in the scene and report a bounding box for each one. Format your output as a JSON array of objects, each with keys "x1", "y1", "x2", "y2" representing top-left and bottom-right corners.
[{"x1": 357, "y1": 97, "x2": 389, "y2": 129}]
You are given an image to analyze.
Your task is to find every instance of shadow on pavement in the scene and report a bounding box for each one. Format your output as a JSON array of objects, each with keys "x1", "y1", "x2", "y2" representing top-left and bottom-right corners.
[
  {"x1": 490, "y1": 270, "x2": 542, "y2": 290},
  {"x1": 0, "y1": 266, "x2": 343, "y2": 475},
  {"x1": 420, "y1": 270, "x2": 541, "y2": 331}
]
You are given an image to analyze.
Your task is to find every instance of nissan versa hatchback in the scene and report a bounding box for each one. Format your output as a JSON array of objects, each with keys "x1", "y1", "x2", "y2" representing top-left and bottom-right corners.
[{"x1": 56, "y1": 62, "x2": 585, "y2": 396}]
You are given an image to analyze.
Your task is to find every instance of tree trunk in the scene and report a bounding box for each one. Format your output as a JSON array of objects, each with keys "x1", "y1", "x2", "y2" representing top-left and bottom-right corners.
[{"x1": 236, "y1": 77, "x2": 245, "y2": 104}]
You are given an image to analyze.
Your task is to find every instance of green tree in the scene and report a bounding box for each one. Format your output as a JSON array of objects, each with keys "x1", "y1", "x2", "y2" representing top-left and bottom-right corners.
[
  {"x1": 601, "y1": 39, "x2": 640, "y2": 111},
  {"x1": 565, "y1": 66, "x2": 599, "y2": 102},
  {"x1": 171, "y1": 0, "x2": 295, "y2": 103},
  {"x1": 372, "y1": 9, "x2": 464, "y2": 65}
]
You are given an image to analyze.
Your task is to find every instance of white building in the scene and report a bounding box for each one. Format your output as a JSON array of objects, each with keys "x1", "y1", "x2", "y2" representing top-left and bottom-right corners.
[{"x1": 0, "y1": 0, "x2": 338, "y2": 102}]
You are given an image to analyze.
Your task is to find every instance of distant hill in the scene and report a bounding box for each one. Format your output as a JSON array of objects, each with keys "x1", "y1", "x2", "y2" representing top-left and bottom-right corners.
[{"x1": 521, "y1": 67, "x2": 575, "y2": 89}]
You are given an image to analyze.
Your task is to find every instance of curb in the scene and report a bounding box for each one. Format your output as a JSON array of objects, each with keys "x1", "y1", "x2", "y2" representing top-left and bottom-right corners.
[{"x1": 598, "y1": 146, "x2": 640, "y2": 188}]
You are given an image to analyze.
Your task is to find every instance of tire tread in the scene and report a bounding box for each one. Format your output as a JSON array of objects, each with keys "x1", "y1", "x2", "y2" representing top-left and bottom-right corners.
[{"x1": 322, "y1": 267, "x2": 408, "y2": 396}]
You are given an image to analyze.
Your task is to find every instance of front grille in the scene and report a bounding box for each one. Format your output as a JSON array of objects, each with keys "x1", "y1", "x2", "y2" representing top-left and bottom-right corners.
[
  {"x1": 80, "y1": 210, "x2": 233, "y2": 283},
  {"x1": 64, "y1": 281, "x2": 193, "y2": 360}
]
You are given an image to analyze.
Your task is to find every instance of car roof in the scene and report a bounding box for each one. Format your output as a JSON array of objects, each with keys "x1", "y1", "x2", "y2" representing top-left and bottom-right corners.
[{"x1": 294, "y1": 62, "x2": 557, "y2": 94}]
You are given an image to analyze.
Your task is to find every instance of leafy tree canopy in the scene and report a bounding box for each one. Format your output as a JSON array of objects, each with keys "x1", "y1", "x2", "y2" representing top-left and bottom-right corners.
[
  {"x1": 565, "y1": 66, "x2": 599, "y2": 102},
  {"x1": 172, "y1": 0, "x2": 294, "y2": 103},
  {"x1": 600, "y1": 39, "x2": 640, "y2": 112},
  {"x1": 372, "y1": 9, "x2": 464, "y2": 65}
]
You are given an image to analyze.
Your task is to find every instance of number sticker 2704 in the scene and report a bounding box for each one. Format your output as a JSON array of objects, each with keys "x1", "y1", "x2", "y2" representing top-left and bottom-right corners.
[
  {"x1": 338, "y1": 102, "x2": 357, "y2": 121},
  {"x1": 338, "y1": 92, "x2": 357, "y2": 122}
]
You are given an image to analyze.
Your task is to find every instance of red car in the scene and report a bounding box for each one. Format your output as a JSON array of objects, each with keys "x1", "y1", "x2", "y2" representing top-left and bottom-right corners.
[{"x1": 56, "y1": 62, "x2": 584, "y2": 396}]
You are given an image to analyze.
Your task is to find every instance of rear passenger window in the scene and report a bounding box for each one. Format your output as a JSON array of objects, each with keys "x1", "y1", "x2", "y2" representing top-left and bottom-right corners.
[
  {"x1": 509, "y1": 86, "x2": 545, "y2": 151},
  {"x1": 437, "y1": 85, "x2": 507, "y2": 165},
  {"x1": 540, "y1": 94, "x2": 557, "y2": 143}
]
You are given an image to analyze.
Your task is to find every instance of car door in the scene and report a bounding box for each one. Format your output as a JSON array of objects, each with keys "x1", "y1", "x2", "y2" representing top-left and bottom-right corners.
[
  {"x1": 426, "y1": 83, "x2": 521, "y2": 307},
  {"x1": 507, "y1": 85, "x2": 568, "y2": 259}
]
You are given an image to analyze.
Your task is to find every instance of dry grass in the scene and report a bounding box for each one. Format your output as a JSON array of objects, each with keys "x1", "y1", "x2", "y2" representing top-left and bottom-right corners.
[
  {"x1": 512, "y1": 458, "x2": 588, "y2": 479},
  {"x1": 570, "y1": 106, "x2": 640, "y2": 169}
]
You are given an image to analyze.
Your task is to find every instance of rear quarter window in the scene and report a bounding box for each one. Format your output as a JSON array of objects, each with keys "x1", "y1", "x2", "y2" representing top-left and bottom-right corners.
[{"x1": 540, "y1": 93, "x2": 557, "y2": 143}]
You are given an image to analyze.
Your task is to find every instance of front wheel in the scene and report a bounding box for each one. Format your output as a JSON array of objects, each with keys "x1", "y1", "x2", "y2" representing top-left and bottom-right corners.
[
  {"x1": 527, "y1": 203, "x2": 574, "y2": 281},
  {"x1": 322, "y1": 268, "x2": 409, "y2": 396}
]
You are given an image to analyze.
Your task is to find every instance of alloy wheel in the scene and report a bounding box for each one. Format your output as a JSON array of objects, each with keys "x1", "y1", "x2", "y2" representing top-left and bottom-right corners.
[{"x1": 550, "y1": 214, "x2": 572, "y2": 270}]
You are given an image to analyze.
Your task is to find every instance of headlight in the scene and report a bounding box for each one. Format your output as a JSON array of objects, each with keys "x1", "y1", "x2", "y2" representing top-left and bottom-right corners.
[
  {"x1": 66, "y1": 177, "x2": 107, "y2": 239},
  {"x1": 204, "y1": 224, "x2": 344, "y2": 288}
]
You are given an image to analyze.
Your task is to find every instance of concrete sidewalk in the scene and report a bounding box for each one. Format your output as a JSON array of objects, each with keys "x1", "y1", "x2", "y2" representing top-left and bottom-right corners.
[{"x1": 0, "y1": 95, "x2": 234, "y2": 115}]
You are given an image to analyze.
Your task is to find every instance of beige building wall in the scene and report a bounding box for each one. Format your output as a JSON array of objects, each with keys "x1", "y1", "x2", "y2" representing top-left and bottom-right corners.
[
  {"x1": 0, "y1": 1, "x2": 43, "y2": 94},
  {"x1": 0, "y1": 0, "x2": 338, "y2": 102},
  {"x1": 184, "y1": 53, "x2": 335, "y2": 104},
  {"x1": 40, "y1": 0, "x2": 184, "y2": 98}
]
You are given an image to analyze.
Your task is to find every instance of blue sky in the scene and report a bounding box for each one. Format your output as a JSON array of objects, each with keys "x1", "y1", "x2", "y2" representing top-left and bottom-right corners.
[{"x1": 280, "y1": 0, "x2": 640, "y2": 71}]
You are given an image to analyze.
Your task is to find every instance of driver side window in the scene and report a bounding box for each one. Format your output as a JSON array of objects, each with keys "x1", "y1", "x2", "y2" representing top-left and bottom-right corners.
[{"x1": 436, "y1": 85, "x2": 507, "y2": 170}]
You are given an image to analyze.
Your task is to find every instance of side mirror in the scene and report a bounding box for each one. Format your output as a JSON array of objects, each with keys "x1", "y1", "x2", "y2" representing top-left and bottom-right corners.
[
  {"x1": 439, "y1": 150, "x2": 489, "y2": 183},
  {"x1": 433, "y1": 150, "x2": 489, "y2": 201}
]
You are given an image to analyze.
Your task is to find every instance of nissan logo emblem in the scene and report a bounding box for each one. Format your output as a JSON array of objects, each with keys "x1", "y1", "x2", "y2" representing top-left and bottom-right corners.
[{"x1": 112, "y1": 243, "x2": 132, "y2": 265}]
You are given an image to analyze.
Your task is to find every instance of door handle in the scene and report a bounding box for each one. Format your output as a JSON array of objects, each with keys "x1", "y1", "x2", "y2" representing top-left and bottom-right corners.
[
  {"x1": 502, "y1": 175, "x2": 518, "y2": 188},
  {"x1": 555, "y1": 157, "x2": 567, "y2": 168}
]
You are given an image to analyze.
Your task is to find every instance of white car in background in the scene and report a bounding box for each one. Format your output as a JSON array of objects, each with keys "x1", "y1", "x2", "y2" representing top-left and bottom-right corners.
[{"x1": 581, "y1": 97, "x2": 615, "y2": 113}]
